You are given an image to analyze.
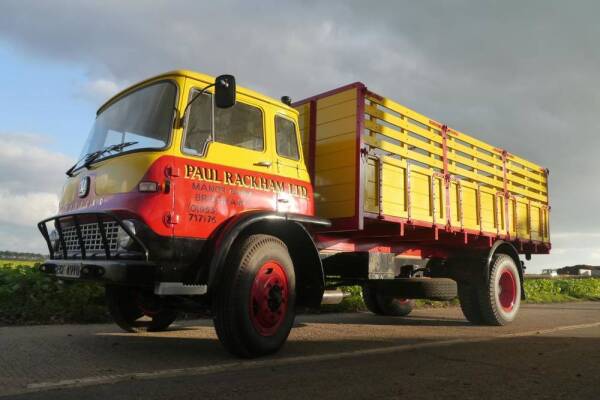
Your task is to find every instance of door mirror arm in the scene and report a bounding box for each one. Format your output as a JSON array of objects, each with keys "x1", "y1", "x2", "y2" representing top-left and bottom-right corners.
[{"x1": 180, "y1": 74, "x2": 236, "y2": 127}]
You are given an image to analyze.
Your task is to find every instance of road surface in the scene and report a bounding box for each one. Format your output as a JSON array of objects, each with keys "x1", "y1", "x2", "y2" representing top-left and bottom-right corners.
[{"x1": 1, "y1": 302, "x2": 600, "y2": 399}]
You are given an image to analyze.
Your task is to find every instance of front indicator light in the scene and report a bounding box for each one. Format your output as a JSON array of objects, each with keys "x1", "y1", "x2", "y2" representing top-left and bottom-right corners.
[{"x1": 138, "y1": 181, "x2": 159, "y2": 192}]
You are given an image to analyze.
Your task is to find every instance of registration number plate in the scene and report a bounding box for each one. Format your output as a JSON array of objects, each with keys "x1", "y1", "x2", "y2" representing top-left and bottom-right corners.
[{"x1": 55, "y1": 264, "x2": 81, "y2": 278}]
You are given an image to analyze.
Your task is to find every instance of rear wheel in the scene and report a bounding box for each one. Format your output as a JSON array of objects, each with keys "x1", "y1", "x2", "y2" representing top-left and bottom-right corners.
[
  {"x1": 458, "y1": 254, "x2": 521, "y2": 325},
  {"x1": 458, "y1": 282, "x2": 483, "y2": 324},
  {"x1": 362, "y1": 285, "x2": 415, "y2": 317},
  {"x1": 212, "y1": 234, "x2": 296, "y2": 358},
  {"x1": 105, "y1": 285, "x2": 178, "y2": 332}
]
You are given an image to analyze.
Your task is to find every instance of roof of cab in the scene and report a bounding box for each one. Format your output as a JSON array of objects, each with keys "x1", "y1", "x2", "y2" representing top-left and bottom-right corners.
[{"x1": 97, "y1": 69, "x2": 298, "y2": 115}]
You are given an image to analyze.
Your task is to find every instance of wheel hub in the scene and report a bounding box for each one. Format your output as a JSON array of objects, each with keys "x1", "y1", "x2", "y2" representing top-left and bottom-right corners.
[
  {"x1": 250, "y1": 261, "x2": 289, "y2": 336},
  {"x1": 498, "y1": 268, "x2": 517, "y2": 312},
  {"x1": 268, "y1": 285, "x2": 283, "y2": 311}
]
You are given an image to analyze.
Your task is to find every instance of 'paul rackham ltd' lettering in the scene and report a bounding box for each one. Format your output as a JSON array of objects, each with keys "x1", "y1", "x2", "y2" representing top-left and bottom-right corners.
[{"x1": 184, "y1": 164, "x2": 308, "y2": 198}]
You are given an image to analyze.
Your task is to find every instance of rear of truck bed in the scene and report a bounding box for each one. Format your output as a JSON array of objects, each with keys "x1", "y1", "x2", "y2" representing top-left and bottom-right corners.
[{"x1": 293, "y1": 83, "x2": 550, "y2": 255}]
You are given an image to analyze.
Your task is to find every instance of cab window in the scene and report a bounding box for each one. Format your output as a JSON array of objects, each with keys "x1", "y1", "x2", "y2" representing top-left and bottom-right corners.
[
  {"x1": 215, "y1": 101, "x2": 264, "y2": 151},
  {"x1": 275, "y1": 115, "x2": 300, "y2": 160},
  {"x1": 183, "y1": 90, "x2": 264, "y2": 155},
  {"x1": 182, "y1": 92, "x2": 212, "y2": 155}
]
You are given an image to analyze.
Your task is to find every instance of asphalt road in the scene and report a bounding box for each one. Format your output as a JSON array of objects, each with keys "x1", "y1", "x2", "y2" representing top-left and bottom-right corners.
[{"x1": 1, "y1": 303, "x2": 600, "y2": 399}]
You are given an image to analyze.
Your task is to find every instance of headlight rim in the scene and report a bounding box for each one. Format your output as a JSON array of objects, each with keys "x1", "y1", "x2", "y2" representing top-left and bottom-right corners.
[{"x1": 117, "y1": 219, "x2": 137, "y2": 250}]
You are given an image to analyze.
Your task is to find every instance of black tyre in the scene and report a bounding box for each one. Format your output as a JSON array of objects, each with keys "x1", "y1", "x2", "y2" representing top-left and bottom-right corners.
[
  {"x1": 457, "y1": 282, "x2": 483, "y2": 324},
  {"x1": 105, "y1": 285, "x2": 178, "y2": 333},
  {"x1": 459, "y1": 254, "x2": 521, "y2": 326},
  {"x1": 362, "y1": 284, "x2": 384, "y2": 315},
  {"x1": 362, "y1": 285, "x2": 415, "y2": 317},
  {"x1": 212, "y1": 234, "x2": 296, "y2": 358}
]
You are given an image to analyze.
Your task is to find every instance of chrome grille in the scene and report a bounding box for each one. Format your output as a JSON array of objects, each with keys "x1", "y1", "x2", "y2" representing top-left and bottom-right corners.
[{"x1": 58, "y1": 221, "x2": 119, "y2": 254}]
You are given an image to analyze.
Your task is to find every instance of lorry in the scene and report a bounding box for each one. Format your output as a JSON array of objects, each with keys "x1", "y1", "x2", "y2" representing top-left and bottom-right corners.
[{"x1": 38, "y1": 70, "x2": 551, "y2": 358}]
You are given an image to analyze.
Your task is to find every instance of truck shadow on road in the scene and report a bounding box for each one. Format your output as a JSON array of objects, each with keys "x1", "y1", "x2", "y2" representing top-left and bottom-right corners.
[
  {"x1": 93, "y1": 331, "x2": 437, "y2": 361},
  {"x1": 295, "y1": 313, "x2": 470, "y2": 327}
]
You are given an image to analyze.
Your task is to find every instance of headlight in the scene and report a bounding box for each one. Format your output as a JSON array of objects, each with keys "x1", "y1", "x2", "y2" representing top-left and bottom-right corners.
[
  {"x1": 117, "y1": 220, "x2": 136, "y2": 250},
  {"x1": 49, "y1": 229, "x2": 60, "y2": 250}
]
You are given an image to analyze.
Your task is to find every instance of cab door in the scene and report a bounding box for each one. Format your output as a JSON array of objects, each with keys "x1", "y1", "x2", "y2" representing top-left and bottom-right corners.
[
  {"x1": 174, "y1": 82, "x2": 278, "y2": 239},
  {"x1": 271, "y1": 112, "x2": 311, "y2": 214}
]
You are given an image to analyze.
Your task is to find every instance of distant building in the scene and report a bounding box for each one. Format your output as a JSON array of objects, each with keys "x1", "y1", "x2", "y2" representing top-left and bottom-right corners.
[
  {"x1": 557, "y1": 265, "x2": 600, "y2": 277},
  {"x1": 541, "y1": 269, "x2": 558, "y2": 277}
]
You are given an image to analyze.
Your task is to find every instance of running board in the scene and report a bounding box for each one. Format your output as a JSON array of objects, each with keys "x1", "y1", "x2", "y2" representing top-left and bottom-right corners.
[{"x1": 154, "y1": 282, "x2": 207, "y2": 295}]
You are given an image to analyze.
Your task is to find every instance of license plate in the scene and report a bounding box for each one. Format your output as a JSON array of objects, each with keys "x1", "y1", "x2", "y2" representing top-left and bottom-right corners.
[{"x1": 55, "y1": 264, "x2": 81, "y2": 278}]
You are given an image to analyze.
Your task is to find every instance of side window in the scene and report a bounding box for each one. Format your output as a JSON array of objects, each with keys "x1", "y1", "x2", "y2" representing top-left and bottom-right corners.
[
  {"x1": 215, "y1": 102, "x2": 264, "y2": 151},
  {"x1": 182, "y1": 89, "x2": 265, "y2": 155},
  {"x1": 275, "y1": 116, "x2": 300, "y2": 160},
  {"x1": 183, "y1": 92, "x2": 212, "y2": 155}
]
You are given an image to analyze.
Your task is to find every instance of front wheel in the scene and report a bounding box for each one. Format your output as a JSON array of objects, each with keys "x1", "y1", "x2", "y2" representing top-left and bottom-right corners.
[
  {"x1": 458, "y1": 254, "x2": 521, "y2": 326},
  {"x1": 212, "y1": 234, "x2": 296, "y2": 358},
  {"x1": 105, "y1": 285, "x2": 178, "y2": 332}
]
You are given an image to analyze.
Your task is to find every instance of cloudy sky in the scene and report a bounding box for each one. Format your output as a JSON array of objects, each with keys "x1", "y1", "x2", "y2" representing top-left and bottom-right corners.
[{"x1": 0, "y1": 0, "x2": 598, "y2": 271}]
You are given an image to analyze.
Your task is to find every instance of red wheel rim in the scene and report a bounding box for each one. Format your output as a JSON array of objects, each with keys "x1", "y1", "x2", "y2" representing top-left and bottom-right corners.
[
  {"x1": 498, "y1": 268, "x2": 517, "y2": 312},
  {"x1": 250, "y1": 261, "x2": 289, "y2": 336}
]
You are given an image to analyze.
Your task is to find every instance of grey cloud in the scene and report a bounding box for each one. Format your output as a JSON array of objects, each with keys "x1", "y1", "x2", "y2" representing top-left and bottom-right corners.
[
  {"x1": 0, "y1": 133, "x2": 72, "y2": 252},
  {"x1": 1, "y1": 0, "x2": 599, "y2": 265},
  {"x1": 0, "y1": 133, "x2": 72, "y2": 194}
]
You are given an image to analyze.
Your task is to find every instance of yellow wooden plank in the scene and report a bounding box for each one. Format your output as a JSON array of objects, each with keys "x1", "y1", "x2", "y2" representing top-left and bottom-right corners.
[
  {"x1": 317, "y1": 88, "x2": 357, "y2": 109},
  {"x1": 507, "y1": 184, "x2": 548, "y2": 203},
  {"x1": 446, "y1": 138, "x2": 504, "y2": 168},
  {"x1": 507, "y1": 162, "x2": 547, "y2": 183},
  {"x1": 316, "y1": 182, "x2": 356, "y2": 202},
  {"x1": 316, "y1": 117, "x2": 356, "y2": 140},
  {"x1": 364, "y1": 119, "x2": 443, "y2": 157},
  {"x1": 315, "y1": 134, "x2": 356, "y2": 157},
  {"x1": 448, "y1": 164, "x2": 505, "y2": 191},
  {"x1": 480, "y1": 191, "x2": 497, "y2": 232},
  {"x1": 410, "y1": 171, "x2": 433, "y2": 222},
  {"x1": 515, "y1": 200, "x2": 529, "y2": 238},
  {"x1": 364, "y1": 104, "x2": 443, "y2": 144},
  {"x1": 508, "y1": 153, "x2": 547, "y2": 174},
  {"x1": 461, "y1": 186, "x2": 479, "y2": 231},
  {"x1": 365, "y1": 158, "x2": 379, "y2": 213},
  {"x1": 506, "y1": 172, "x2": 547, "y2": 193},
  {"x1": 366, "y1": 94, "x2": 441, "y2": 132},
  {"x1": 316, "y1": 199, "x2": 356, "y2": 219},
  {"x1": 446, "y1": 151, "x2": 505, "y2": 180},
  {"x1": 449, "y1": 181, "x2": 461, "y2": 227},
  {"x1": 381, "y1": 162, "x2": 408, "y2": 218},
  {"x1": 447, "y1": 128, "x2": 502, "y2": 155},
  {"x1": 316, "y1": 99, "x2": 356, "y2": 125},
  {"x1": 363, "y1": 136, "x2": 444, "y2": 170},
  {"x1": 530, "y1": 204, "x2": 541, "y2": 241}
]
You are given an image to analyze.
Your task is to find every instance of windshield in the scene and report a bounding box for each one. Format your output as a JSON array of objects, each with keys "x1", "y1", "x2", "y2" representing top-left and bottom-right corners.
[{"x1": 76, "y1": 81, "x2": 177, "y2": 168}]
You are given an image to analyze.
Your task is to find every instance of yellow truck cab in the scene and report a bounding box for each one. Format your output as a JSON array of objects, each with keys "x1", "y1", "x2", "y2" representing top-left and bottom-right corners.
[{"x1": 39, "y1": 70, "x2": 550, "y2": 357}]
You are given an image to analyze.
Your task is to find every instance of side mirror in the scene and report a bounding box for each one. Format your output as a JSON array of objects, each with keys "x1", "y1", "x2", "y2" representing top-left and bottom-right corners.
[{"x1": 214, "y1": 75, "x2": 236, "y2": 108}]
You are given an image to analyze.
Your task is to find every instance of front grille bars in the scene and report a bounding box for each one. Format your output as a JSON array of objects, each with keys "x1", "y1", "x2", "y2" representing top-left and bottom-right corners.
[{"x1": 38, "y1": 211, "x2": 149, "y2": 261}]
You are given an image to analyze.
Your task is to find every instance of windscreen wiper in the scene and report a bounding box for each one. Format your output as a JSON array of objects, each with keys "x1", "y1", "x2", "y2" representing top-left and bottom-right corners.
[{"x1": 65, "y1": 141, "x2": 138, "y2": 177}]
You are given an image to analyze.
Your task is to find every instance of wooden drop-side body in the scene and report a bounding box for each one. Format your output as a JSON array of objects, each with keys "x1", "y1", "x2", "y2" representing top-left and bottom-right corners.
[{"x1": 293, "y1": 83, "x2": 550, "y2": 258}]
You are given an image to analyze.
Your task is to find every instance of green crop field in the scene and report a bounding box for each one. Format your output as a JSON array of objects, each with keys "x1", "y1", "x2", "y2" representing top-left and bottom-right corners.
[
  {"x1": 1, "y1": 259, "x2": 599, "y2": 325},
  {"x1": 0, "y1": 259, "x2": 41, "y2": 267}
]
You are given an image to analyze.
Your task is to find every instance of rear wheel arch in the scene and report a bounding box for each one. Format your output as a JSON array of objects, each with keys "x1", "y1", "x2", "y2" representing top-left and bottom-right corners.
[{"x1": 487, "y1": 241, "x2": 524, "y2": 300}]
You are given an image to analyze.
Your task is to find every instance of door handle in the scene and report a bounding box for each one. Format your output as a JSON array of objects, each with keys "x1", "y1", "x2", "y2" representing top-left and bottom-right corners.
[{"x1": 254, "y1": 161, "x2": 272, "y2": 167}]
